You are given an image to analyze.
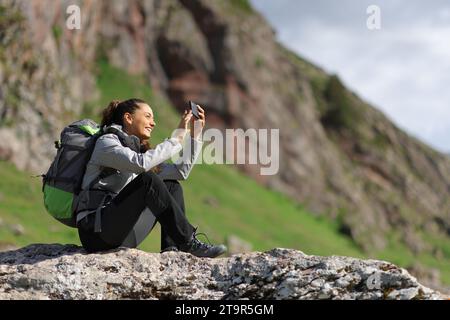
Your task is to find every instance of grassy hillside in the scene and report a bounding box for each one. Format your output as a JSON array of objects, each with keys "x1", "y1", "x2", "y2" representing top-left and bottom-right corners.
[{"x1": 0, "y1": 60, "x2": 448, "y2": 287}]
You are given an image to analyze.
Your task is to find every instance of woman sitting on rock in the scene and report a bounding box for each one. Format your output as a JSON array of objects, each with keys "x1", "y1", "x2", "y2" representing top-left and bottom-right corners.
[{"x1": 75, "y1": 98, "x2": 227, "y2": 258}]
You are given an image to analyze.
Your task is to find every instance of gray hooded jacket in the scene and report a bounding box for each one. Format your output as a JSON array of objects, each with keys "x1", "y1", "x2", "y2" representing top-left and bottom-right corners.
[{"x1": 75, "y1": 124, "x2": 203, "y2": 225}]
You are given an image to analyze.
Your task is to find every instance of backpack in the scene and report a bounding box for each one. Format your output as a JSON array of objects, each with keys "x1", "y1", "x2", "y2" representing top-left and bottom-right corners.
[{"x1": 42, "y1": 119, "x2": 103, "y2": 228}]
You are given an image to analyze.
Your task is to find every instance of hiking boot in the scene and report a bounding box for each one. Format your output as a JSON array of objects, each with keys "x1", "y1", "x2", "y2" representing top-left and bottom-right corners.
[{"x1": 179, "y1": 227, "x2": 227, "y2": 258}]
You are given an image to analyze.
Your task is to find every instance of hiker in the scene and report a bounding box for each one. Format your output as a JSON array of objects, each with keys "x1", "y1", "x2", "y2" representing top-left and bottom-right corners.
[{"x1": 74, "y1": 98, "x2": 227, "y2": 258}]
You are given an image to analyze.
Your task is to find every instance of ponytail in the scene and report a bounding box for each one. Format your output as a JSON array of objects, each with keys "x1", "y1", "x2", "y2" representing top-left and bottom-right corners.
[
  {"x1": 100, "y1": 98, "x2": 146, "y2": 128},
  {"x1": 100, "y1": 100, "x2": 122, "y2": 128}
]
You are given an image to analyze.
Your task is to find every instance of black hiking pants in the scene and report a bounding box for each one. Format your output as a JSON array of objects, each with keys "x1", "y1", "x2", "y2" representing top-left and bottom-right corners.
[{"x1": 77, "y1": 171, "x2": 195, "y2": 253}]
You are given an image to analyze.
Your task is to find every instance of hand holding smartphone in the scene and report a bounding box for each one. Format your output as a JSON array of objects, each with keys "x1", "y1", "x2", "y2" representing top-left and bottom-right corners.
[
  {"x1": 189, "y1": 100, "x2": 200, "y2": 119},
  {"x1": 187, "y1": 101, "x2": 205, "y2": 140}
]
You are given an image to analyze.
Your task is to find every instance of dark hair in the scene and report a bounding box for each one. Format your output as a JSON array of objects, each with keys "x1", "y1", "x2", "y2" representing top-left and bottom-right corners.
[
  {"x1": 100, "y1": 98, "x2": 147, "y2": 128},
  {"x1": 101, "y1": 98, "x2": 161, "y2": 173}
]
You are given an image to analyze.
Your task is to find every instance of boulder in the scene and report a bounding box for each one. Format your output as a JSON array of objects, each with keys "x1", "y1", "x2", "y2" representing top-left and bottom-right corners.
[{"x1": 0, "y1": 244, "x2": 445, "y2": 300}]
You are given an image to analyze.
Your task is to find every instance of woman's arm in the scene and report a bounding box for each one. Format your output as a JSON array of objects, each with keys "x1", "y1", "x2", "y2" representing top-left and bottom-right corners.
[
  {"x1": 158, "y1": 104, "x2": 207, "y2": 180},
  {"x1": 91, "y1": 134, "x2": 183, "y2": 173},
  {"x1": 158, "y1": 136, "x2": 203, "y2": 180}
]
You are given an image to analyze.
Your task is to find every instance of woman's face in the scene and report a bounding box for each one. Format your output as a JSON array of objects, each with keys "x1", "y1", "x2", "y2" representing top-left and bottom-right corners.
[{"x1": 123, "y1": 103, "x2": 156, "y2": 141}]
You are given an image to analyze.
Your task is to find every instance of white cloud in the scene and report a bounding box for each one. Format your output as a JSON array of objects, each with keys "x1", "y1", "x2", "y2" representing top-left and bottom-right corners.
[{"x1": 250, "y1": 0, "x2": 450, "y2": 153}]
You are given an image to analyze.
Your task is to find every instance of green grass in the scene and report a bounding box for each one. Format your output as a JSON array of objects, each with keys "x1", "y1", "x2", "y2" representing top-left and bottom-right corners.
[
  {"x1": 369, "y1": 235, "x2": 450, "y2": 286},
  {"x1": 229, "y1": 0, "x2": 253, "y2": 13},
  {"x1": 83, "y1": 59, "x2": 179, "y2": 141},
  {"x1": 321, "y1": 75, "x2": 364, "y2": 133},
  {"x1": 52, "y1": 25, "x2": 62, "y2": 41},
  {"x1": 0, "y1": 154, "x2": 363, "y2": 258},
  {"x1": 0, "y1": 161, "x2": 80, "y2": 248},
  {"x1": 220, "y1": 0, "x2": 254, "y2": 15},
  {"x1": 0, "y1": 4, "x2": 25, "y2": 30},
  {"x1": 0, "y1": 60, "x2": 362, "y2": 259},
  {"x1": 1, "y1": 60, "x2": 449, "y2": 288}
]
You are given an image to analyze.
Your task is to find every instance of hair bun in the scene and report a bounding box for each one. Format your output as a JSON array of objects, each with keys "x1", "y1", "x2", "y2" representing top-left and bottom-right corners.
[
  {"x1": 108, "y1": 100, "x2": 122, "y2": 109},
  {"x1": 101, "y1": 98, "x2": 146, "y2": 128}
]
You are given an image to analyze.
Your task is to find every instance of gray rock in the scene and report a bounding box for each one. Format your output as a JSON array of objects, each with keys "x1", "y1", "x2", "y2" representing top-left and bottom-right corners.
[
  {"x1": 0, "y1": 244, "x2": 445, "y2": 300},
  {"x1": 9, "y1": 224, "x2": 25, "y2": 236}
]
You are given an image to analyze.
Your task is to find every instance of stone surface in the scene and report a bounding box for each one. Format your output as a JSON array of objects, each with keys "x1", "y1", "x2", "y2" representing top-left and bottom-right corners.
[
  {"x1": 9, "y1": 223, "x2": 25, "y2": 236},
  {"x1": 0, "y1": 244, "x2": 445, "y2": 300},
  {"x1": 1, "y1": 0, "x2": 449, "y2": 280}
]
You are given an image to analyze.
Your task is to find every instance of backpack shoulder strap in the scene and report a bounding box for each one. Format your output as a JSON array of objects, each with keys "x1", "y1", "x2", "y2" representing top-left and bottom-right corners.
[{"x1": 102, "y1": 125, "x2": 141, "y2": 152}]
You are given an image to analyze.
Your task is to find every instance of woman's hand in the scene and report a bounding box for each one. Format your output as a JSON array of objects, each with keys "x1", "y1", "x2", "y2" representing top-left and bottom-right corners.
[
  {"x1": 172, "y1": 110, "x2": 193, "y2": 143},
  {"x1": 190, "y1": 105, "x2": 206, "y2": 140},
  {"x1": 177, "y1": 109, "x2": 193, "y2": 130}
]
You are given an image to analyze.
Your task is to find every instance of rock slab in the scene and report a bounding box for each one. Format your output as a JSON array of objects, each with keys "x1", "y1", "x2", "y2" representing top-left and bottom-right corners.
[{"x1": 0, "y1": 244, "x2": 445, "y2": 300}]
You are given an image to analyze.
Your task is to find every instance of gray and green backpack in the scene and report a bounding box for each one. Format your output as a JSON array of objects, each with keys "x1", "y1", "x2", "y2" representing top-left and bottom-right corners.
[{"x1": 42, "y1": 119, "x2": 103, "y2": 227}]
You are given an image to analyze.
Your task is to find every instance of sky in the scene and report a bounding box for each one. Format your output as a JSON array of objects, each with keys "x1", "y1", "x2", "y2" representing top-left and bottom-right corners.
[{"x1": 249, "y1": 0, "x2": 450, "y2": 153}]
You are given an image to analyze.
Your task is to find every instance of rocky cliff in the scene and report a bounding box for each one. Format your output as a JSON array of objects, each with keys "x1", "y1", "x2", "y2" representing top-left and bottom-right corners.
[
  {"x1": 0, "y1": 0, "x2": 449, "y2": 256},
  {"x1": 0, "y1": 244, "x2": 445, "y2": 300}
]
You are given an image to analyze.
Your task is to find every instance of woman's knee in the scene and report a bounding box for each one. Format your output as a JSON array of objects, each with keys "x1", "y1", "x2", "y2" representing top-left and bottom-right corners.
[
  {"x1": 140, "y1": 170, "x2": 165, "y2": 189},
  {"x1": 138, "y1": 171, "x2": 173, "y2": 206},
  {"x1": 163, "y1": 179, "x2": 181, "y2": 188},
  {"x1": 140, "y1": 170, "x2": 159, "y2": 180},
  {"x1": 163, "y1": 179, "x2": 184, "y2": 194},
  {"x1": 140, "y1": 172, "x2": 183, "y2": 193}
]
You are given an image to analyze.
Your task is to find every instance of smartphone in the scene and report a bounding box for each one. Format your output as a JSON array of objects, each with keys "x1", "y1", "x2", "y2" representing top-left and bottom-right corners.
[{"x1": 189, "y1": 100, "x2": 200, "y2": 119}]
